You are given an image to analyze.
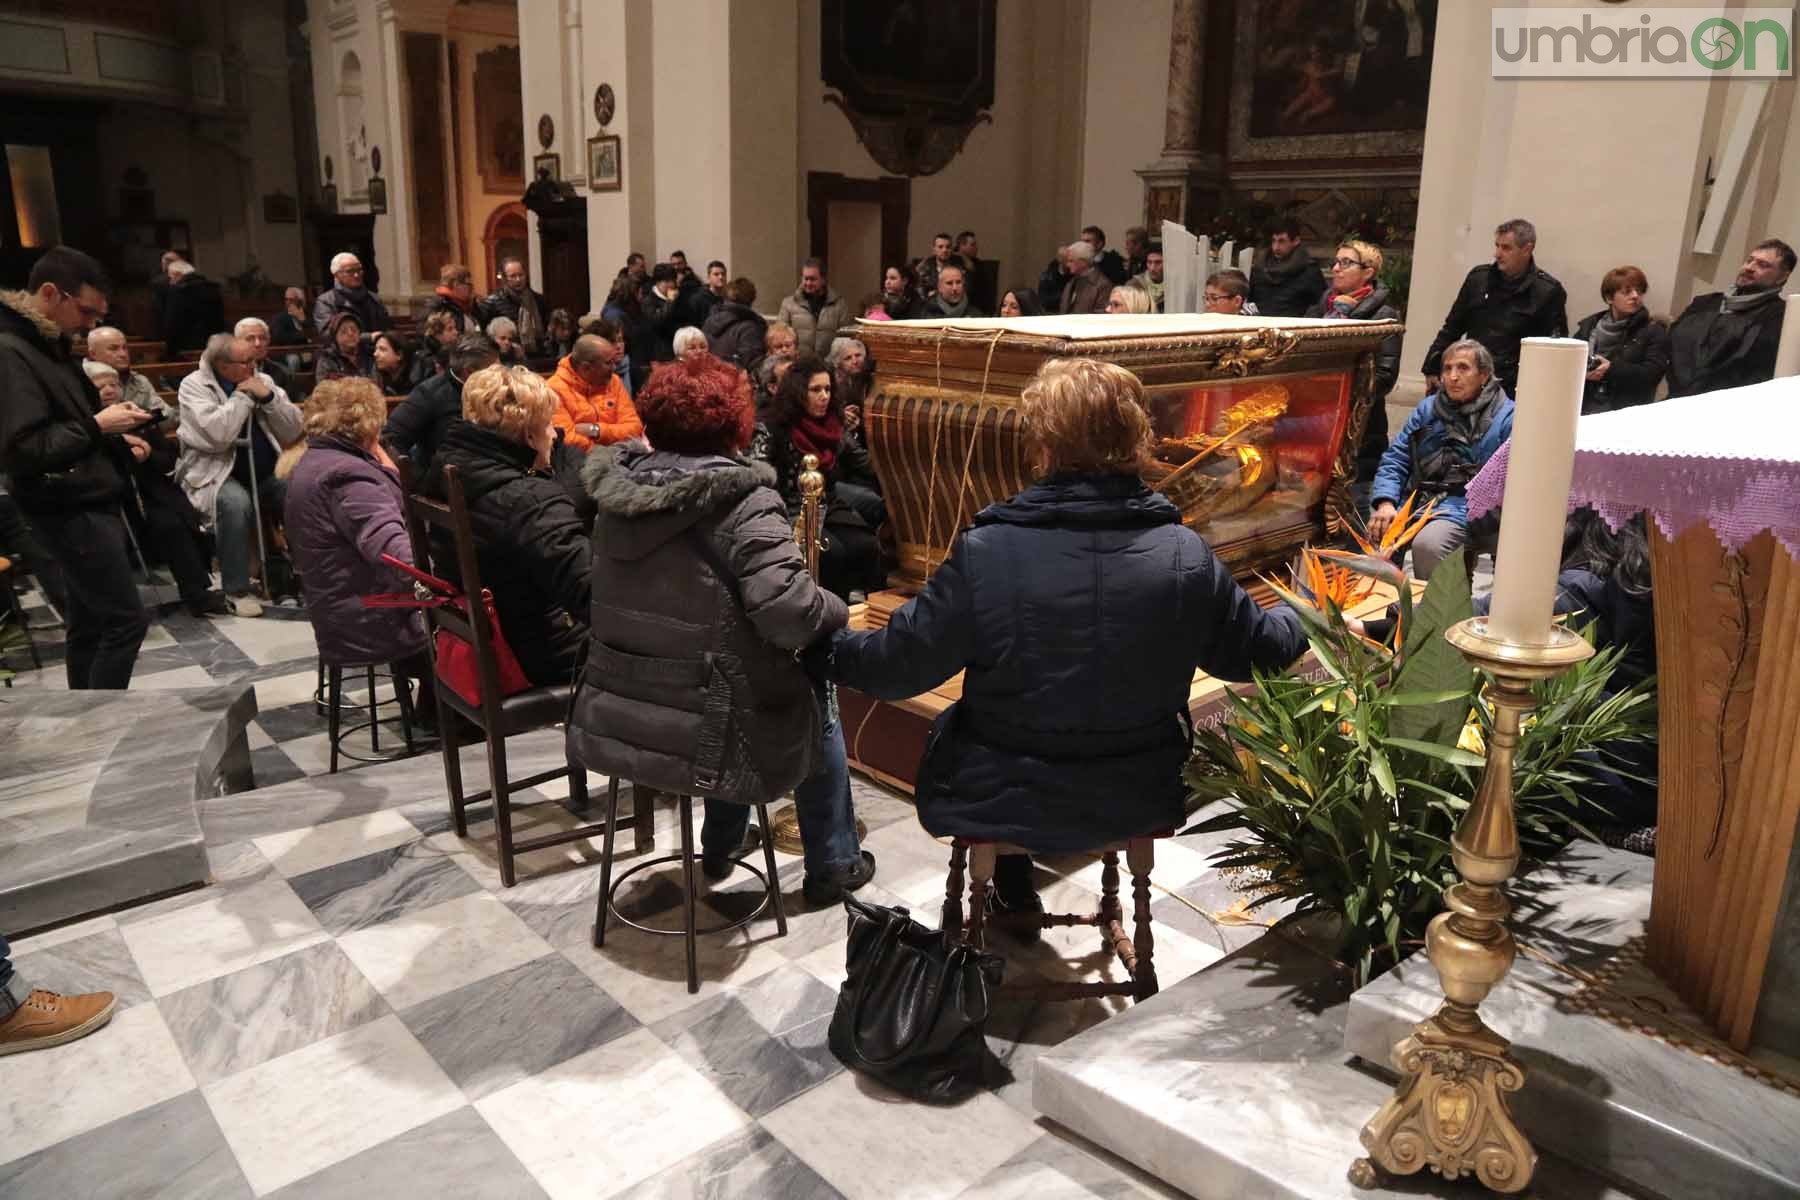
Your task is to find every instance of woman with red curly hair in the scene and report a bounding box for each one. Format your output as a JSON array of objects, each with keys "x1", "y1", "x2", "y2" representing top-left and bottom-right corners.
[{"x1": 569, "y1": 358, "x2": 876, "y2": 904}]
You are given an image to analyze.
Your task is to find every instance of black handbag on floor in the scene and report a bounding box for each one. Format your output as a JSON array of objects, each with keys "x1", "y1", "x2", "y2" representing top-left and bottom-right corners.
[{"x1": 827, "y1": 894, "x2": 1004, "y2": 1103}]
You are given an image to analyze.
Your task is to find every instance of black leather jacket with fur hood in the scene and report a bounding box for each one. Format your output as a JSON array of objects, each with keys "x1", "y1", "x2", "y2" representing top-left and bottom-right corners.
[
  {"x1": 568, "y1": 442, "x2": 847, "y2": 805},
  {"x1": 0, "y1": 289, "x2": 128, "y2": 513}
]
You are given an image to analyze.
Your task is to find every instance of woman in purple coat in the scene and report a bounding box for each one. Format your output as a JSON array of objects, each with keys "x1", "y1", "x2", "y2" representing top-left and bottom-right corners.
[{"x1": 285, "y1": 377, "x2": 434, "y2": 719}]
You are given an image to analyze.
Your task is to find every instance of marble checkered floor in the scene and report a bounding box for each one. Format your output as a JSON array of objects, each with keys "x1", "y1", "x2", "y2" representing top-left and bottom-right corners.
[
  {"x1": 0, "y1": 578, "x2": 1275, "y2": 1198},
  {"x1": 3, "y1": 579, "x2": 409, "y2": 785}
]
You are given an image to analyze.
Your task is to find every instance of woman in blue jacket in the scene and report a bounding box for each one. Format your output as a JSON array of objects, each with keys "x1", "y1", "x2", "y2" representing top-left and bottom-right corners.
[
  {"x1": 822, "y1": 359, "x2": 1305, "y2": 919},
  {"x1": 1369, "y1": 337, "x2": 1515, "y2": 580}
]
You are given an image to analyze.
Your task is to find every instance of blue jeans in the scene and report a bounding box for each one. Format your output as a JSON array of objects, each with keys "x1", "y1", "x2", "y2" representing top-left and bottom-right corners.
[
  {"x1": 215, "y1": 475, "x2": 288, "y2": 594},
  {"x1": 0, "y1": 931, "x2": 28, "y2": 1019},
  {"x1": 700, "y1": 694, "x2": 861, "y2": 880}
]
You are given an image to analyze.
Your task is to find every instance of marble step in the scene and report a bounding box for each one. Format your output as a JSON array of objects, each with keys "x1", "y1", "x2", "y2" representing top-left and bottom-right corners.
[
  {"x1": 1346, "y1": 840, "x2": 1800, "y2": 1200},
  {"x1": 1, "y1": 685, "x2": 257, "y2": 933},
  {"x1": 1033, "y1": 927, "x2": 1646, "y2": 1200}
]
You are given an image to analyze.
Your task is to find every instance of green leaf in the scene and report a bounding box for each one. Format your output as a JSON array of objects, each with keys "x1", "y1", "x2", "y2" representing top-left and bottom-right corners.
[
  {"x1": 1390, "y1": 553, "x2": 1475, "y2": 746},
  {"x1": 1386, "y1": 736, "x2": 1488, "y2": 768}
]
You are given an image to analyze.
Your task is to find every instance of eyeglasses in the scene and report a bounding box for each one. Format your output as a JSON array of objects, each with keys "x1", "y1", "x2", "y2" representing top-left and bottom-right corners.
[
  {"x1": 1203, "y1": 292, "x2": 1233, "y2": 304},
  {"x1": 1332, "y1": 257, "x2": 1368, "y2": 269},
  {"x1": 339, "y1": 266, "x2": 364, "y2": 276},
  {"x1": 56, "y1": 288, "x2": 107, "y2": 322}
]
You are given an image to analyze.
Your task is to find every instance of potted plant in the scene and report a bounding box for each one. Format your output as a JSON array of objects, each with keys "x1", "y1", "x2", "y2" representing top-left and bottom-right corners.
[{"x1": 1186, "y1": 500, "x2": 1657, "y2": 984}]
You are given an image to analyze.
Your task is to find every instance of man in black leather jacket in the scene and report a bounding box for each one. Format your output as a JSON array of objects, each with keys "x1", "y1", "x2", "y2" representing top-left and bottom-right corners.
[
  {"x1": 0, "y1": 246, "x2": 155, "y2": 687},
  {"x1": 1421, "y1": 218, "x2": 1568, "y2": 396}
]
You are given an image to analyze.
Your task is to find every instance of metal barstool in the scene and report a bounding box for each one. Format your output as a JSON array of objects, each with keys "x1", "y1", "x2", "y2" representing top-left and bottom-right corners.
[
  {"x1": 321, "y1": 657, "x2": 419, "y2": 772},
  {"x1": 593, "y1": 778, "x2": 787, "y2": 993}
]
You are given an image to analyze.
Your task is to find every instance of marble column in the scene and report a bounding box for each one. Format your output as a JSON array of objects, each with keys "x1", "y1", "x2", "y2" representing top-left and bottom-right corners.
[{"x1": 1136, "y1": 0, "x2": 1224, "y2": 231}]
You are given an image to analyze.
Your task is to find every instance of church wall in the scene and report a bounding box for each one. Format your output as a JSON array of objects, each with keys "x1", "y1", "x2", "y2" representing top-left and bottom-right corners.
[
  {"x1": 306, "y1": 0, "x2": 395, "y2": 282},
  {"x1": 452, "y1": 21, "x2": 524, "y2": 291},
  {"x1": 1401, "y1": 0, "x2": 1795, "y2": 388},
  {"x1": 1077, "y1": 0, "x2": 1174, "y2": 244},
  {"x1": 727, "y1": 0, "x2": 801, "y2": 310},
  {"x1": 793, "y1": 0, "x2": 1086, "y2": 309}
]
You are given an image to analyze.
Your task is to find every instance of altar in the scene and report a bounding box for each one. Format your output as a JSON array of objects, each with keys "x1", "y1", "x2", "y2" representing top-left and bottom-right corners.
[
  {"x1": 1467, "y1": 375, "x2": 1800, "y2": 1060},
  {"x1": 845, "y1": 312, "x2": 1401, "y2": 790}
]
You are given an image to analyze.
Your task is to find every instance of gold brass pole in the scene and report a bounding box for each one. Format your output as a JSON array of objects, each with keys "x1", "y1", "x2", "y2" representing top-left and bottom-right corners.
[
  {"x1": 1351, "y1": 616, "x2": 1594, "y2": 1195},
  {"x1": 769, "y1": 456, "x2": 830, "y2": 857}
]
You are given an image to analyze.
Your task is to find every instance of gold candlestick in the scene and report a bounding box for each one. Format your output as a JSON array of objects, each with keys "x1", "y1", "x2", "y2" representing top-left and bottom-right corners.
[
  {"x1": 1351, "y1": 616, "x2": 1593, "y2": 1195},
  {"x1": 770, "y1": 456, "x2": 829, "y2": 856}
]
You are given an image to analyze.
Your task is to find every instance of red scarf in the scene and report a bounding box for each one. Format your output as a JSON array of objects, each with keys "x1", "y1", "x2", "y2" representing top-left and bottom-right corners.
[
  {"x1": 789, "y1": 409, "x2": 843, "y2": 475},
  {"x1": 435, "y1": 286, "x2": 473, "y2": 315},
  {"x1": 1327, "y1": 283, "x2": 1374, "y2": 317}
]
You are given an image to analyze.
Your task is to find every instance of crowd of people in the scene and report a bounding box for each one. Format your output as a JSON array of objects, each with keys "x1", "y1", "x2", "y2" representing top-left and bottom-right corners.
[{"x1": 0, "y1": 212, "x2": 1792, "y2": 1057}]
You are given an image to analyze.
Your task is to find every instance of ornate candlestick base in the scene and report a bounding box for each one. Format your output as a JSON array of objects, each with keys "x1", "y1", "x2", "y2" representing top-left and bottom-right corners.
[{"x1": 1351, "y1": 617, "x2": 1593, "y2": 1195}]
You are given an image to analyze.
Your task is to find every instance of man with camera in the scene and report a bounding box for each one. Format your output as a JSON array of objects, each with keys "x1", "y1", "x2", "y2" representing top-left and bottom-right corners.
[{"x1": 0, "y1": 245, "x2": 154, "y2": 687}]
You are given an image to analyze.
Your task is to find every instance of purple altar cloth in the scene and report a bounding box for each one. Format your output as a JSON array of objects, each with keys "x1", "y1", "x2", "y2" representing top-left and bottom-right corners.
[{"x1": 1466, "y1": 377, "x2": 1800, "y2": 555}]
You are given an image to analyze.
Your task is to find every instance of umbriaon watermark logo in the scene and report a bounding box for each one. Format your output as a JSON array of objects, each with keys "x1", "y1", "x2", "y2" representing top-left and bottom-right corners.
[{"x1": 1493, "y1": 8, "x2": 1793, "y2": 77}]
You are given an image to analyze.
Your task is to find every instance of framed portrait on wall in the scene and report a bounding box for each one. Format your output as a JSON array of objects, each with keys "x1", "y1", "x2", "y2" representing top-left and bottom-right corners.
[
  {"x1": 587, "y1": 134, "x2": 622, "y2": 193},
  {"x1": 532, "y1": 152, "x2": 561, "y2": 182},
  {"x1": 367, "y1": 176, "x2": 388, "y2": 214}
]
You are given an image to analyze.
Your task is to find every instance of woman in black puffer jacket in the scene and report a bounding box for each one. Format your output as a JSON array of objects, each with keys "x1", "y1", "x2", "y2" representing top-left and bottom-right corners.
[
  {"x1": 569, "y1": 359, "x2": 875, "y2": 903},
  {"x1": 1573, "y1": 265, "x2": 1671, "y2": 414},
  {"x1": 701, "y1": 277, "x2": 769, "y2": 373},
  {"x1": 824, "y1": 358, "x2": 1305, "y2": 914},
  {"x1": 422, "y1": 365, "x2": 591, "y2": 686}
]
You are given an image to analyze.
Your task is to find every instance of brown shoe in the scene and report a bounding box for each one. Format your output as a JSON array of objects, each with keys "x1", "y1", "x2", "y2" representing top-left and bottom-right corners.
[{"x1": 0, "y1": 989, "x2": 117, "y2": 1056}]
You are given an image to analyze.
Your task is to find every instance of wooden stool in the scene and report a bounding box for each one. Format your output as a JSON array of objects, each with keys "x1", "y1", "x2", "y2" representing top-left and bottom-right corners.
[{"x1": 942, "y1": 837, "x2": 1159, "y2": 1003}]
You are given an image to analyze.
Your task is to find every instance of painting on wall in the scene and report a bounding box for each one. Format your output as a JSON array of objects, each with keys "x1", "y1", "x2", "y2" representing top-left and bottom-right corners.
[
  {"x1": 587, "y1": 134, "x2": 621, "y2": 193},
  {"x1": 473, "y1": 44, "x2": 525, "y2": 193},
  {"x1": 1244, "y1": 0, "x2": 1436, "y2": 141},
  {"x1": 819, "y1": 0, "x2": 997, "y2": 176}
]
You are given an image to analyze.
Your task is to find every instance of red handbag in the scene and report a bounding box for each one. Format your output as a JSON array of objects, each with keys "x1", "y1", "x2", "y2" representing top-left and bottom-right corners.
[{"x1": 364, "y1": 554, "x2": 531, "y2": 707}]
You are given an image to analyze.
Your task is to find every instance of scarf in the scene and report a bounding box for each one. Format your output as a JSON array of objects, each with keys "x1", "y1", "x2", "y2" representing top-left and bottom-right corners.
[
  {"x1": 509, "y1": 286, "x2": 543, "y2": 347},
  {"x1": 1257, "y1": 247, "x2": 1313, "y2": 283},
  {"x1": 434, "y1": 286, "x2": 473, "y2": 315},
  {"x1": 1434, "y1": 373, "x2": 1504, "y2": 448},
  {"x1": 1720, "y1": 285, "x2": 1782, "y2": 314},
  {"x1": 1589, "y1": 310, "x2": 1634, "y2": 359},
  {"x1": 789, "y1": 409, "x2": 843, "y2": 475},
  {"x1": 932, "y1": 294, "x2": 971, "y2": 320},
  {"x1": 1326, "y1": 284, "x2": 1373, "y2": 318}
]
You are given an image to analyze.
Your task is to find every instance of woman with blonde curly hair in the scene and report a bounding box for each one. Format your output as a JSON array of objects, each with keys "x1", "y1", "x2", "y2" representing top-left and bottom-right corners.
[
  {"x1": 423, "y1": 364, "x2": 591, "y2": 684},
  {"x1": 822, "y1": 358, "x2": 1305, "y2": 922},
  {"x1": 284, "y1": 377, "x2": 432, "y2": 704}
]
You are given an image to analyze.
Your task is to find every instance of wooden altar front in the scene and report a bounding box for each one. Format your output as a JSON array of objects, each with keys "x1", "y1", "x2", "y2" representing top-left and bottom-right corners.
[{"x1": 843, "y1": 312, "x2": 1400, "y2": 790}]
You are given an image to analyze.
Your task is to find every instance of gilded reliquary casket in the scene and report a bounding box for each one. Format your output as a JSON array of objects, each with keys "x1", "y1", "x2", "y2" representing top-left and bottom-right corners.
[{"x1": 852, "y1": 313, "x2": 1402, "y2": 591}]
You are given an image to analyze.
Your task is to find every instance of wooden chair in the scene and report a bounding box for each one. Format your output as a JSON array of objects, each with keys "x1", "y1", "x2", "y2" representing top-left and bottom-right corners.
[
  {"x1": 398, "y1": 463, "x2": 647, "y2": 886},
  {"x1": 942, "y1": 838, "x2": 1160, "y2": 1003}
]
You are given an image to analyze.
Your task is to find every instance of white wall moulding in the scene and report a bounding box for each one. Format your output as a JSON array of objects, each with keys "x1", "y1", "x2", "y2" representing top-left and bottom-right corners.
[{"x1": 0, "y1": 20, "x2": 70, "y2": 75}]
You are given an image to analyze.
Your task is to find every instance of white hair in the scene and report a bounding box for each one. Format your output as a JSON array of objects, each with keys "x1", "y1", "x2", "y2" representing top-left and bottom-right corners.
[
  {"x1": 486, "y1": 316, "x2": 518, "y2": 339},
  {"x1": 234, "y1": 317, "x2": 269, "y2": 337},
  {"x1": 168, "y1": 259, "x2": 196, "y2": 279},
  {"x1": 81, "y1": 359, "x2": 119, "y2": 383},
  {"x1": 330, "y1": 252, "x2": 361, "y2": 274},
  {"x1": 1066, "y1": 241, "x2": 1095, "y2": 264},
  {"x1": 672, "y1": 326, "x2": 708, "y2": 356},
  {"x1": 87, "y1": 325, "x2": 125, "y2": 348},
  {"x1": 826, "y1": 336, "x2": 865, "y2": 367}
]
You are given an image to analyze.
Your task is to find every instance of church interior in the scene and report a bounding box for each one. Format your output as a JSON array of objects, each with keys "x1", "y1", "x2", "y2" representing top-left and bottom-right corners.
[{"x1": 0, "y1": 1, "x2": 1797, "y2": 1197}]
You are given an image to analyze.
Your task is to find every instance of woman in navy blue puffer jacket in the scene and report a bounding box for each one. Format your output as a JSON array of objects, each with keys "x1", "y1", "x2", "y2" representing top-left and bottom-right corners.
[{"x1": 824, "y1": 359, "x2": 1305, "y2": 907}]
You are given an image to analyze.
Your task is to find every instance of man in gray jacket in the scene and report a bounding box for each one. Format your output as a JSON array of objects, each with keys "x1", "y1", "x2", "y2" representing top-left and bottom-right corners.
[
  {"x1": 777, "y1": 259, "x2": 849, "y2": 357},
  {"x1": 175, "y1": 334, "x2": 303, "y2": 616}
]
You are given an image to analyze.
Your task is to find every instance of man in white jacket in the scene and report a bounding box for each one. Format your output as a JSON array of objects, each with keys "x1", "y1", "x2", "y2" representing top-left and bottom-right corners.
[{"x1": 176, "y1": 333, "x2": 303, "y2": 616}]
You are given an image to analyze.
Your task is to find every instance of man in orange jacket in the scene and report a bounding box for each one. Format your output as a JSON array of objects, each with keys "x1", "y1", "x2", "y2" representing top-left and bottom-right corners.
[{"x1": 549, "y1": 325, "x2": 641, "y2": 453}]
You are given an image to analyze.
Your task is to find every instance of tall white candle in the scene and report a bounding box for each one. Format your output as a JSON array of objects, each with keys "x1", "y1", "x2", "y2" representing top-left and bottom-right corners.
[
  {"x1": 1196, "y1": 236, "x2": 1211, "y2": 285},
  {"x1": 1775, "y1": 293, "x2": 1800, "y2": 378},
  {"x1": 1488, "y1": 338, "x2": 1587, "y2": 645},
  {"x1": 1237, "y1": 246, "x2": 1255, "y2": 275},
  {"x1": 1219, "y1": 240, "x2": 1235, "y2": 276}
]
